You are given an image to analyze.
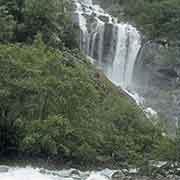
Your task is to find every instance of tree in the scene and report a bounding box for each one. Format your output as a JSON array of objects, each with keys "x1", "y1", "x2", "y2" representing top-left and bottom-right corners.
[{"x1": 0, "y1": 6, "x2": 16, "y2": 42}]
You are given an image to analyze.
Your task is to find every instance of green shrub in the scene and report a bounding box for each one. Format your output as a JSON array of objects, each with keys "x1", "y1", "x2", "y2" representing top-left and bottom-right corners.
[{"x1": 0, "y1": 35, "x2": 173, "y2": 165}]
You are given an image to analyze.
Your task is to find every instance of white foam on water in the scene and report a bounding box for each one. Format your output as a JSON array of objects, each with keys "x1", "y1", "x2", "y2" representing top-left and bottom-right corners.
[
  {"x1": 73, "y1": 0, "x2": 158, "y2": 117},
  {"x1": 0, "y1": 167, "x2": 58, "y2": 180},
  {"x1": 123, "y1": 88, "x2": 144, "y2": 105},
  {"x1": 109, "y1": 24, "x2": 141, "y2": 88},
  {"x1": 86, "y1": 173, "x2": 108, "y2": 180},
  {"x1": 144, "y1": 107, "x2": 158, "y2": 119},
  {"x1": 0, "y1": 167, "x2": 124, "y2": 180}
]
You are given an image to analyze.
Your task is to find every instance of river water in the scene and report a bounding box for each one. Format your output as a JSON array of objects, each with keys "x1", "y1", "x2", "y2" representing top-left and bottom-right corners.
[{"x1": 0, "y1": 166, "x2": 123, "y2": 180}]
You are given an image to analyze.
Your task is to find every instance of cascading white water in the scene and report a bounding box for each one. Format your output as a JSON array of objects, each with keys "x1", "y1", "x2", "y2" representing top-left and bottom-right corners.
[
  {"x1": 97, "y1": 23, "x2": 105, "y2": 63},
  {"x1": 0, "y1": 167, "x2": 124, "y2": 180},
  {"x1": 73, "y1": 0, "x2": 142, "y2": 103},
  {"x1": 107, "y1": 24, "x2": 141, "y2": 88}
]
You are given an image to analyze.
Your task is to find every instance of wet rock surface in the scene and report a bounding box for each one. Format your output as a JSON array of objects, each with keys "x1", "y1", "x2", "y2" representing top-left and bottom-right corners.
[
  {"x1": 133, "y1": 42, "x2": 180, "y2": 134},
  {"x1": 92, "y1": 0, "x2": 180, "y2": 134}
]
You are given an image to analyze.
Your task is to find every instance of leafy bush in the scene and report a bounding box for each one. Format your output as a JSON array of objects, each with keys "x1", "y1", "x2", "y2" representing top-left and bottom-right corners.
[
  {"x1": 0, "y1": 0, "x2": 176, "y2": 166},
  {"x1": 0, "y1": 5, "x2": 16, "y2": 42},
  {"x1": 0, "y1": 0, "x2": 78, "y2": 48},
  {"x1": 21, "y1": 115, "x2": 70, "y2": 156},
  {"x1": 0, "y1": 37, "x2": 171, "y2": 164}
]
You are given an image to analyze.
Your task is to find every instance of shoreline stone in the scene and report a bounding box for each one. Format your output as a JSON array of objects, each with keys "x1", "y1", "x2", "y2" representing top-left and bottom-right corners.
[{"x1": 0, "y1": 165, "x2": 9, "y2": 173}]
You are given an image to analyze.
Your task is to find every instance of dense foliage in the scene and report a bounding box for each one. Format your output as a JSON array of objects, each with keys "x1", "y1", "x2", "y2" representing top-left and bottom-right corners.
[
  {"x1": 99, "y1": 0, "x2": 180, "y2": 43},
  {"x1": 0, "y1": 0, "x2": 78, "y2": 48},
  {"x1": 0, "y1": 0, "x2": 178, "y2": 167},
  {"x1": 0, "y1": 38, "x2": 172, "y2": 165}
]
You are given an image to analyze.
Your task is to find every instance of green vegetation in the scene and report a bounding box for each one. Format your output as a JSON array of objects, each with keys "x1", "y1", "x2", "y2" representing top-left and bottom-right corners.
[
  {"x1": 0, "y1": 38, "x2": 170, "y2": 165},
  {"x1": 0, "y1": 0, "x2": 178, "y2": 167},
  {"x1": 0, "y1": 0, "x2": 78, "y2": 48},
  {"x1": 101, "y1": 0, "x2": 180, "y2": 43}
]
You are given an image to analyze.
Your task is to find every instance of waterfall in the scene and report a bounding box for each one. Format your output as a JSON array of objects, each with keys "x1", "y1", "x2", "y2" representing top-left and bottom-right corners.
[
  {"x1": 107, "y1": 24, "x2": 141, "y2": 88},
  {"x1": 73, "y1": 0, "x2": 144, "y2": 104},
  {"x1": 73, "y1": 0, "x2": 141, "y2": 90}
]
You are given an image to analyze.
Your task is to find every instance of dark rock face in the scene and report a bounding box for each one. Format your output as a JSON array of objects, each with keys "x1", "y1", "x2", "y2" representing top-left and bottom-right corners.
[
  {"x1": 74, "y1": 0, "x2": 180, "y2": 133},
  {"x1": 72, "y1": 0, "x2": 117, "y2": 65},
  {"x1": 99, "y1": 15, "x2": 110, "y2": 23},
  {"x1": 102, "y1": 23, "x2": 116, "y2": 63},
  {"x1": 133, "y1": 42, "x2": 180, "y2": 134},
  {"x1": 92, "y1": 0, "x2": 180, "y2": 134}
]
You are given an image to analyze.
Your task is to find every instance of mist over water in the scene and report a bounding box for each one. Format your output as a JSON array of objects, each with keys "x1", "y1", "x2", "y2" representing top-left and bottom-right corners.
[
  {"x1": 73, "y1": 0, "x2": 160, "y2": 117},
  {"x1": 73, "y1": 0, "x2": 142, "y2": 103}
]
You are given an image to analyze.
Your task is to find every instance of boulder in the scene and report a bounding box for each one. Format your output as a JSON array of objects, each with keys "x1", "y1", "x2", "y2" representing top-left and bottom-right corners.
[
  {"x1": 0, "y1": 166, "x2": 9, "y2": 173},
  {"x1": 98, "y1": 15, "x2": 110, "y2": 23},
  {"x1": 112, "y1": 171, "x2": 125, "y2": 180},
  {"x1": 70, "y1": 169, "x2": 81, "y2": 176},
  {"x1": 175, "y1": 168, "x2": 180, "y2": 176}
]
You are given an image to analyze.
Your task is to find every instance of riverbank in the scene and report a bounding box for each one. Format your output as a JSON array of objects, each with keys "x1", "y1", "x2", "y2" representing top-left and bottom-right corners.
[
  {"x1": 0, "y1": 155, "x2": 130, "y2": 171},
  {"x1": 0, "y1": 161, "x2": 180, "y2": 180},
  {"x1": 1, "y1": 156, "x2": 180, "y2": 177}
]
